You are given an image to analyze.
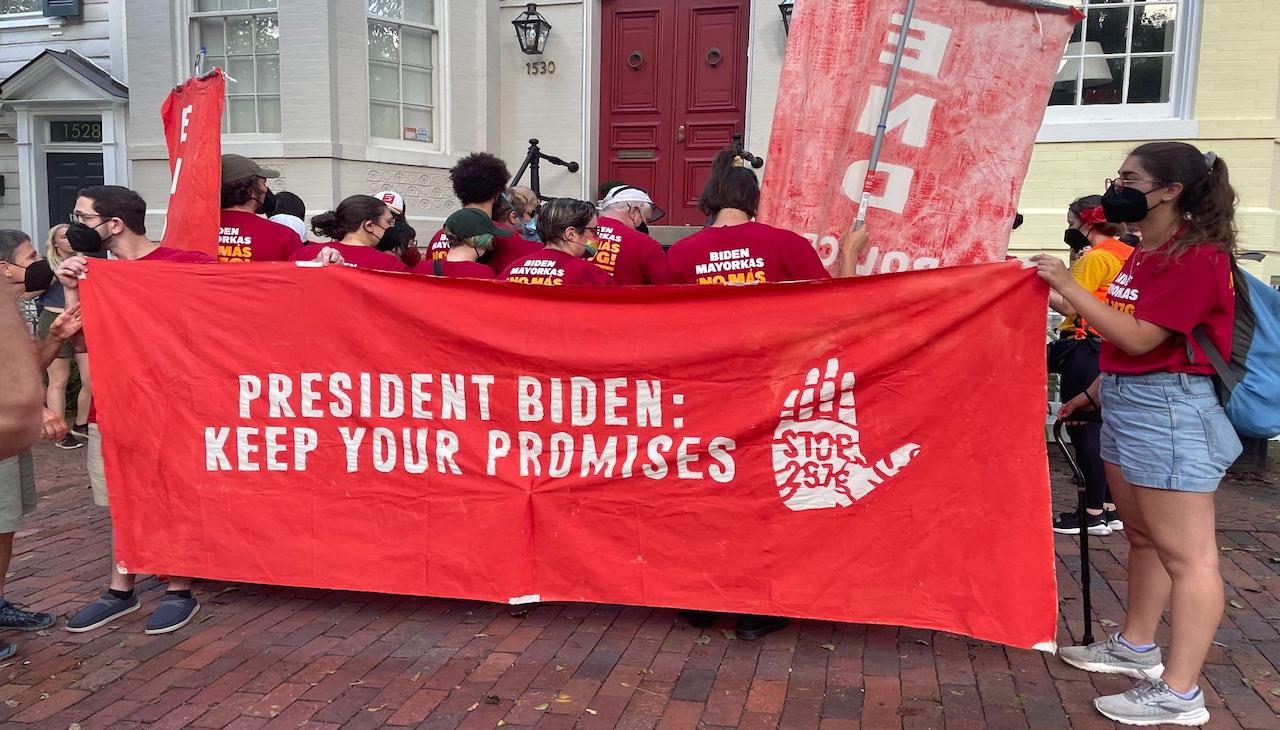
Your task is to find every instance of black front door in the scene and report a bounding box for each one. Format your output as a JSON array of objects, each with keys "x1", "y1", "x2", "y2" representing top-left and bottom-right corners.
[{"x1": 46, "y1": 152, "x2": 105, "y2": 233}]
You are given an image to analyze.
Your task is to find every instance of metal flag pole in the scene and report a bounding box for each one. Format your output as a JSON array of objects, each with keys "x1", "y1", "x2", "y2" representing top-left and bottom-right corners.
[{"x1": 854, "y1": 0, "x2": 918, "y2": 230}]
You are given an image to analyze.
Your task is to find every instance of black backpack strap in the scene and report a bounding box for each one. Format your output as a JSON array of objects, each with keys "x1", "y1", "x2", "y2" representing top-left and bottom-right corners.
[
  {"x1": 433, "y1": 258, "x2": 444, "y2": 277},
  {"x1": 1191, "y1": 325, "x2": 1239, "y2": 392}
]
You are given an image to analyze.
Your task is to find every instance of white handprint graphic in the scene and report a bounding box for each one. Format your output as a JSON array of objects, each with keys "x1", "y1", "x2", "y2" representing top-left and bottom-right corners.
[{"x1": 772, "y1": 358, "x2": 921, "y2": 511}]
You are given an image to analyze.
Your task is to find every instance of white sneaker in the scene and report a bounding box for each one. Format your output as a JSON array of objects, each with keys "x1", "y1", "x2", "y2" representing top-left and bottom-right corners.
[
  {"x1": 1059, "y1": 634, "x2": 1164, "y2": 679},
  {"x1": 1094, "y1": 678, "x2": 1209, "y2": 726}
]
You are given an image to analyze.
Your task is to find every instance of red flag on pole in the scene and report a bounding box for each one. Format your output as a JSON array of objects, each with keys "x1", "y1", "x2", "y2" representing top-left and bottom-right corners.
[
  {"x1": 160, "y1": 70, "x2": 224, "y2": 255},
  {"x1": 759, "y1": 0, "x2": 1083, "y2": 274},
  {"x1": 80, "y1": 262, "x2": 1058, "y2": 650}
]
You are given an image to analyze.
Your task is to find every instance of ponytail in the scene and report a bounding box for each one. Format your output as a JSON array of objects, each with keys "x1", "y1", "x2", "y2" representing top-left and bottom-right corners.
[
  {"x1": 311, "y1": 195, "x2": 388, "y2": 240},
  {"x1": 697, "y1": 148, "x2": 760, "y2": 218}
]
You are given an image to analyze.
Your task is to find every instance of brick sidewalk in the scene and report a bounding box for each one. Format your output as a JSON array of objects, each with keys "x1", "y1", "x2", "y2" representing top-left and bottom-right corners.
[{"x1": 2, "y1": 443, "x2": 1277, "y2": 729}]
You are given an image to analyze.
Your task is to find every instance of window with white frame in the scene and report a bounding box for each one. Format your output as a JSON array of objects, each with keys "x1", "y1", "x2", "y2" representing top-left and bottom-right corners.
[
  {"x1": 1047, "y1": 0, "x2": 1191, "y2": 122},
  {"x1": 368, "y1": 0, "x2": 440, "y2": 146},
  {"x1": 191, "y1": 0, "x2": 281, "y2": 134},
  {"x1": 0, "y1": 0, "x2": 39, "y2": 14}
]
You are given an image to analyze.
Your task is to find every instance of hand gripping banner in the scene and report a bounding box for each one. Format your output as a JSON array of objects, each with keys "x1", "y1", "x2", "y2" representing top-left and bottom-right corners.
[
  {"x1": 159, "y1": 70, "x2": 225, "y2": 256},
  {"x1": 81, "y1": 263, "x2": 1057, "y2": 650},
  {"x1": 759, "y1": 0, "x2": 1082, "y2": 274}
]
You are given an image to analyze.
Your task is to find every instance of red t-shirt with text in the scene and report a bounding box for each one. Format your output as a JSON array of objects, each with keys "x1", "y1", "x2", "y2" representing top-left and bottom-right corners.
[
  {"x1": 666, "y1": 221, "x2": 830, "y2": 285},
  {"x1": 411, "y1": 259, "x2": 495, "y2": 279},
  {"x1": 290, "y1": 243, "x2": 407, "y2": 272},
  {"x1": 1100, "y1": 242, "x2": 1235, "y2": 375},
  {"x1": 219, "y1": 210, "x2": 302, "y2": 263},
  {"x1": 488, "y1": 227, "x2": 542, "y2": 274},
  {"x1": 502, "y1": 248, "x2": 617, "y2": 286},
  {"x1": 427, "y1": 227, "x2": 450, "y2": 262},
  {"x1": 590, "y1": 216, "x2": 670, "y2": 285}
]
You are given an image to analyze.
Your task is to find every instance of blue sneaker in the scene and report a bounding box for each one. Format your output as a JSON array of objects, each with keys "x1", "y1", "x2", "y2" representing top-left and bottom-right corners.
[
  {"x1": 0, "y1": 641, "x2": 15, "y2": 660},
  {"x1": 144, "y1": 593, "x2": 199, "y2": 635},
  {"x1": 0, "y1": 600, "x2": 56, "y2": 631},
  {"x1": 65, "y1": 592, "x2": 141, "y2": 633}
]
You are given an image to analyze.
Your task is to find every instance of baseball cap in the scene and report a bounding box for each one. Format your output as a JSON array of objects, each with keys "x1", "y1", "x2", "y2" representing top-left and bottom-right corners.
[
  {"x1": 444, "y1": 207, "x2": 512, "y2": 241},
  {"x1": 221, "y1": 154, "x2": 280, "y2": 183},
  {"x1": 375, "y1": 190, "x2": 406, "y2": 216},
  {"x1": 601, "y1": 185, "x2": 666, "y2": 222}
]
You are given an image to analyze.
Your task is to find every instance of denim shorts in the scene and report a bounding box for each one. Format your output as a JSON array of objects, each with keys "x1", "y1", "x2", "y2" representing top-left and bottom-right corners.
[{"x1": 1099, "y1": 372, "x2": 1242, "y2": 492}]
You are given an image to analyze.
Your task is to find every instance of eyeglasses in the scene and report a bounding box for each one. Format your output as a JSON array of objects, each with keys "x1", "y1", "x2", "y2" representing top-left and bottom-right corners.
[
  {"x1": 69, "y1": 212, "x2": 107, "y2": 224},
  {"x1": 1106, "y1": 177, "x2": 1164, "y2": 190},
  {"x1": 581, "y1": 226, "x2": 601, "y2": 236}
]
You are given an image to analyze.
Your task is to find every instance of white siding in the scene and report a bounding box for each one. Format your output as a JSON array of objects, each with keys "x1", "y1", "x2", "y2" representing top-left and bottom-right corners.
[{"x1": 0, "y1": 0, "x2": 119, "y2": 82}]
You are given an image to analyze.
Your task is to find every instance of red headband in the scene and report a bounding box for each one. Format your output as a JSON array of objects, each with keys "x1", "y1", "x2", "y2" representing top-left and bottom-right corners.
[{"x1": 1078, "y1": 206, "x2": 1107, "y2": 225}]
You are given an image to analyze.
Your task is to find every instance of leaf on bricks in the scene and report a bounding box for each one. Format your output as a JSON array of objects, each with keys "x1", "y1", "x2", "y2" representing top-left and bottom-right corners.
[
  {"x1": 1220, "y1": 547, "x2": 1237, "y2": 552},
  {"x1": 555, "y1": 665, "x2": 566, "y2": 672},
  {"x1": 1099, "y1": 619, "x2": 1119, "y2": 627},
  {"x1": 555, "y1": 693, "x2": 572, "y2": 704},
  {"x1": 498, "y1": 722, "x2": 507, "y2": 727},
  {"x1": 350, "y1": 680, "x2": 364, "y2": 687},
  {"x1": 1270, "y1": 688, "x2": 1280, "y2": 697},
  {"x1": 366, "y1": 706, "x2": 385, "y2": 712},
  {"x1": 535, "y1": 703, "x2": 550, "y2": 711},
  {"x1": 475, "y1": 633, "x2": 489, "y2": 638},
  {"x1": 914, "y1": 639, "x2": 930, "y2": 646},
  {"x1": 949, "y1": 690, "x2": 964, "y2": 696},
  {"x1": 4, "y1": 700, "x2": 18, "y2": 708},
  {"x1": 821, "y1": 644, "x2": 836, "y2": 651},
  {"x1": 484, "y1": 695, "x2": 500, "y2": 705},
  {"x1": 70, "y1": 724, "x2": 82, "y2": 730},
  {"x1": 412, "y1": 672, "x2": 421, "y2": 682},
  {"x1": 467, "y1": 703, "x2": 480, "y2": 712},
  {"x1": 694, "y1": 635, "x2": 711, "y2": 645},
  {"x1": 1229, "y1": 600, "x2": 1245, "y2": 610},
  {"x1": 586, "y1": 708, "x2": 598, "y2": 715},
  {"x1": 720, "y1": 630, "x2": 737, "y2": 640}
]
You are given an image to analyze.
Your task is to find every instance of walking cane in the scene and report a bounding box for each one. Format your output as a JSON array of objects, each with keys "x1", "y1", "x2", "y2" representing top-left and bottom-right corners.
[{"x1": 1052, "y1": 417, "x2": 1099, "y2": 644}]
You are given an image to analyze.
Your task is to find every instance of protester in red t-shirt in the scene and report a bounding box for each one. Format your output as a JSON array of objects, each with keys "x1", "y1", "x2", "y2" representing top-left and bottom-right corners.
[
  {"x1": 411, "y1": 208, "x2": 499, "y2": 279},
  {"x1": 592, "y1": 185, "x2": 670, "y2": 284},
  {"x1": 667, "y1": 149, "x2": 867, "y2": 286},
  {"x1": 217, "y1": 154, "x2": 302, "y2": 263},
  {"x1": 502, "y1": 198, "x2": 616, "y2": 286},
  {"x1": 1034, "y1": 143, "x2": 1241, "y2": 725},
  {"x1": 426, "y1": 153, "x2": 513, "y2": 264},
  {"x1": 292, "y1": 196, "x2": 408, "y2": 272},
  {"x1": 487, "y1": 188, "x2": 543, "y2": 273}
]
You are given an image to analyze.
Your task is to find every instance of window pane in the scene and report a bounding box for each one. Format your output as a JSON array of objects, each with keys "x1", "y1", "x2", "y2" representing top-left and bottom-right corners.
[
  {"x1": 258, "y1": 96, "x2": 281, "y2": 133},
  {"x1": 196, "y1": 18, "x2": 225, "y2": 55},
  {"x1": 256, "y1": 55, "x2": 280, "y2": 94},
  {"x1": 368, "y1": 0, "x2": 403, "y2": 20},
  {"x1": 1132, "y1": 4, "x2": 1177, "y2": 54},
  {"x1": 227, "y1": 57, "x2": 255, "y2": 93},
  {"x1": 402, "y1": 27, "x2": 432, "y2": 68},
  {"x1": 1127, "y1": 55, "x2": 1173, "y2": 103},
  {"x1": 370, "y1": 101, "x2": 401, "y2": 139},
  {"x1": 227, "y1": 16, "x2": 254, "y2": 54},
  {"x1": 403, "y1": 105, "x2": 432, "y2": 140},
  {"x1": 205, "y1": 55, "x2": 226, "y2": 74},
  {"x1": 1081, "y1": 57, "x2": 1126, "y2": 105},
  {"x1": 368, "y1": 21, "x2": 399, "y2": 62},
  {"x1": 194, "y1": 0, "x2": 221, "y2": 13},
  {"x1": 1084, "y1": 6, "x2": 1130, "y2": 55},
  {"x1": 403, "y1": 66, "x2": 432, "y2": 106},
  {"x1": 404, "y1": 0, "x2": 433, "y2": 26},
  {"x1": 255, "y1": 15, "x2": 279, "y2": 54},
  {"x1": 223, "y1": 0, "x2": 250, "y2": 10},
  {"x1": 228, "y1": 97, "x2": 257, "y2": 133},
  {"x1": 369, "y1": 61, "x2": 400, "y2": 102}
]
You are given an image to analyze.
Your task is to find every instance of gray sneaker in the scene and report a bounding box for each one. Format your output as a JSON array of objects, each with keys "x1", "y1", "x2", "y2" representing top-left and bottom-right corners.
[
  {"x1": 1094, "y1": 678, "x2": 1209, "y2": 726},
  {"x1": 144, "y1": 593, "x2": 199, "y2": 635},
  {"x1": 65, "y1": 592, "x2": 141, "y2": 633},
  {"x1": 1059, "y1": 634, "x2": 1164, "y2": 678}
]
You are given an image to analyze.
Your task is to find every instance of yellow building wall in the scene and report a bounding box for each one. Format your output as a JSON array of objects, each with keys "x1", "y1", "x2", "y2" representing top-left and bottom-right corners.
[{"x1": 1010, "y1": 0, "x2": 1280, "y2": 284}]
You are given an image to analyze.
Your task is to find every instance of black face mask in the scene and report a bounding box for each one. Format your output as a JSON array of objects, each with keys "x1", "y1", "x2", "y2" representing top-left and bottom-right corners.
[
  {"x1": 637, "y1": 221, "x2": 650, "y2": 235},
  {"x1": 260, "y1": 188, "x2": 278, "y2": 216},
  {"x1": 376, "y1": 221, "x2": 416, "y2": 252},
  {"x1": 23, "y1": 258, "x2": 55, "y2": 292},
  {"x1": 1063, "y1": 226, "x2": 1091, "y2": 252},
  {"x1": 67, "y1": 221, "x2": 107, "y2": 253},
  {"x1": 1101, "y1": 185, "x2": 1157, "y2": 223}
]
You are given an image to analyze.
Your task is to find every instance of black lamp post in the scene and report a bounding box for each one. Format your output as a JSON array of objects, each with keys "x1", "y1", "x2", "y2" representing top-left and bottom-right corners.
[
  {"x1": 778, "y1": 0, "x2": 794, "y2": 35},
  {"x1": 513, "y1": 3, "x2": 552, "y2": 55}
]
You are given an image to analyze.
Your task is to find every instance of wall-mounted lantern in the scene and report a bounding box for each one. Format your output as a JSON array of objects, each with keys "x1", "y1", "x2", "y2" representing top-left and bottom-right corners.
[
  {"x1": 513, "y1": 3, "x2": 552, "y2": 55},
  {"x1": 778, "y1": 0, "x2": 794, "y2": 35}
]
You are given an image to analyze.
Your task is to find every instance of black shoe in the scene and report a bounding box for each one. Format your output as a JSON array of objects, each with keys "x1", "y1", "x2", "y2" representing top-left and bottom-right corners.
[
  {"x1": 734, "y1": 615, "x2": 789, "y2": 641},
  {"x1": 1104, "y1": 508, "x2": 1124, "y2": 531},
  {"x1": 1052, "y1": 510, "x2": 1112, "y2": 536},
  {"x1": 0, "y1": 600, "x2": 56, "y2": 631},
  {"x1": 0, "y1": 641, "x2": 14, "y2": 660},
  {"x1": 71, "y1": 423, "x2": 88, "y2": 436},
  {"x1": 680, "y1": 610, "x2": 716, "y2": 629},
  {"x1": 55, "y1": 433, "x2": 84, "y2": 450}
]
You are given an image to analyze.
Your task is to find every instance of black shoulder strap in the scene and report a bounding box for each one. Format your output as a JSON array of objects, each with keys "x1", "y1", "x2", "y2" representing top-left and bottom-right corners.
[
  {"x1": 1189, "y1": 258, "x2": 1245, "y2": 393},
  {"x1": 433, "y1": 258, "x2": 444, "y2": 277}
]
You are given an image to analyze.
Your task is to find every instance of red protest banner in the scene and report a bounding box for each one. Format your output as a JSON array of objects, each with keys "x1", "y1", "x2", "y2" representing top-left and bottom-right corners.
[
  {"x1": 80, "y1": 263, "x2": 1057, "y2": 650},
  {"x1": 760, "y1": 0, "x2": 1082, "y2": 274},
  {"x1": 159, "y1": 70, "x2": 225, "y2": 256}
]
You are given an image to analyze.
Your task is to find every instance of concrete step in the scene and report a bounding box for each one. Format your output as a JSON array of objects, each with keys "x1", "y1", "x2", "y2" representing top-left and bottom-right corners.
[{"x1": 647, "y1": 225, "x2": 703, "y2": 247}]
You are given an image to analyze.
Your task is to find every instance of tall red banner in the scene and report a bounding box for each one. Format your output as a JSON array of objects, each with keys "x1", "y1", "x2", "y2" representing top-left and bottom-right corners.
[
  {"x1": 759, "y1": 1, "x2": 1082, "y2": 274},
  {"x1": 159, "y1": 71, "x2": 224, "y2": 256},
  {"x1": 81, "y1": 263, "x2": 1057, "y2": 649}
]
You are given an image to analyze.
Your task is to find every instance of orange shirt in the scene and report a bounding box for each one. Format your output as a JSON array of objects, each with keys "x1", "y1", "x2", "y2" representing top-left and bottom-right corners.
[{"x1": 1059, "y1": 237, "x2": 1132, "y2": 334}]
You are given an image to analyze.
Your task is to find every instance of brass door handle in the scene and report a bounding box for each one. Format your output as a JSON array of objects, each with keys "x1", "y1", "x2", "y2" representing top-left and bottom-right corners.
[{"x1": 677, "y1": 125, "x2": 685, "y2": 143}]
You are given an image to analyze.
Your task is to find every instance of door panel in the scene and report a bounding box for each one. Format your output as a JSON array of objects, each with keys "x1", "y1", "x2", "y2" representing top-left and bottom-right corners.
[
  {"x1": 600, "y1": 0, "x2": 749, "y2": 226},
  {"x1": 46, "y1": 152, "x2": 105, "y2": 234}
]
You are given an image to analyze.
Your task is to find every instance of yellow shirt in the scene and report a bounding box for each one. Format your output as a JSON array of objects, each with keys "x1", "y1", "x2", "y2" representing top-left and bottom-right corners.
[{"x1": 1059, "y1": 238, "x2": 1132, "y2": 333}]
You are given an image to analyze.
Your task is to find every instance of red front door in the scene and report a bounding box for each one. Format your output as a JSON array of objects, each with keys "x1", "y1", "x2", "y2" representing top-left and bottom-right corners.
[{"x1": 599, "y1": 0, "x2": 750, "y2": 226}]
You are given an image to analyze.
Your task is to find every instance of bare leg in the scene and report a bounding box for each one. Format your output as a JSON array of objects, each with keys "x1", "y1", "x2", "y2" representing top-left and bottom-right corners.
[
  {"x1": 73, "y1": 353, "x2": 92, "y2": 427},
  {"x1": 1133, "y1": 487, "x2": 1221, "y2": 694},
  {"x1": 0, "y1": 532, "x2": 12, "y2": 595},
  {"x1": 1105, "y1": 463, "x2": 1170, "y2": 646},
  {"x1": 45, "y1": 358, "x2": 70, "y2": 419}
]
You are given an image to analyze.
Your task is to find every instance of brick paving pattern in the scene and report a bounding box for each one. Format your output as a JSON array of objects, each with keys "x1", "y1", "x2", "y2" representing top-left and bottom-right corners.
[{"x1": 2, "y1": 443, "x2": 1277, "y2": 729}]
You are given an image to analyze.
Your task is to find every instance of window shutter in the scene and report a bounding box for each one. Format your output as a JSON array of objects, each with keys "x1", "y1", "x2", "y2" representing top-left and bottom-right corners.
[{"x1": 42, "y1": 0, "x2": 81, "y2": 18}]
